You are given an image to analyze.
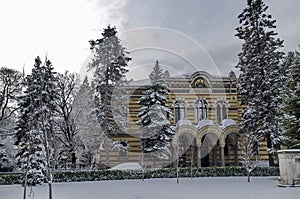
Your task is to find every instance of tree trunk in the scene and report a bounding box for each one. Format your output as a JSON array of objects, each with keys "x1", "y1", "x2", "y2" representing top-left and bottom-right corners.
[
  {"x1": 176, "y1": 147, "x2": 179, "y2": 184},
  {"x1": 142, "y1": 150, "x2": 144, "y2": 182},
  {"x1": 247, "y1": 171, "x2": 250, "y2": 182},
  {"x1": 71, "y1": 152, "x2": 77, "y2": 168},
  {"x1": 49, "y1": 183, "x2": 53, "y2": 199},
  {"x1": 23, "y1": 186, "x2": 27, "y2": 199},
  {"x1": 266, "y1": 135, "x2": 275, "y2": 166}
]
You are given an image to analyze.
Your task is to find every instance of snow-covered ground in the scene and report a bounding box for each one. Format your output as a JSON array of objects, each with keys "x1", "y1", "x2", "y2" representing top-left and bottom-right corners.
[{"x1": 1, "y1": 177, "x2": 299, "y2": 199}]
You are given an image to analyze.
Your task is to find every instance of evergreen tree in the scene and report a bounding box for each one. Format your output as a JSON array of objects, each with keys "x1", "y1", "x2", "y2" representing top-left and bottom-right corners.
[
  {"x1": 138, "y1": 61, "x2": 174, "y2": 154},
  {"x1": 282, "y1": 52, "x2": 300, "y2": 148},
  {"x1": 15, "y1": 56, "x2": 58, "y2": 199},
  {"x1": 235, "y1": 0, "x2": 284, "y2": 166},
  {"x1": 88, "y1": 25, "x2": 131, "y2": 166}
]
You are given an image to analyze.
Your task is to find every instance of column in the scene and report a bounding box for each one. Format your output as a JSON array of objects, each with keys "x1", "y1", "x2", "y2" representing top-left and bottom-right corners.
[
  {"x1": 220, "y1": 142, "x2": 225, "y2": 167},
  {"x1": 213, "y1": 146, "x2": 217, "y2": 166},
  {"x1": 173, "y1": 146, "x2": 178, "y2": 168},
  {"x1": 234, "y1": 144, "x2": 238, "y2": 166},
  {"x1": 104, "y1": 136, "x2": 110, "y2": 167},
  {"x1": 197, "y1": 145, "x2": 201, "y2": 168}
]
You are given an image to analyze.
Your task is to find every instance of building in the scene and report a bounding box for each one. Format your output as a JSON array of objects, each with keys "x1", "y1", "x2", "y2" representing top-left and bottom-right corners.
[{"x1": 99, "y1": 70, "x2": 269, "y2": 168}]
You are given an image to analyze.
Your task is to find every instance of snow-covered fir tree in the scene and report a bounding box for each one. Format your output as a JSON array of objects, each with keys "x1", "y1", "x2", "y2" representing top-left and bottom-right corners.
[
  {"x1": 88, "y1": 25, "x2": 131, "y2": 166},
  {"x1": 138, "y1": 61, "x2": 174, "y2": 155},
  {"x1": 282, "y1": 51, "x2": 300, "y2": 149},
  {"x1": 235, "y1": 0, "x2": 284, "y2": 166},
  {"x1": 15, "y1": 56, "x2": 58, "y2": 199},
  {"x1": 55, "y1": 71, "x2": 80, "y2": 166}
]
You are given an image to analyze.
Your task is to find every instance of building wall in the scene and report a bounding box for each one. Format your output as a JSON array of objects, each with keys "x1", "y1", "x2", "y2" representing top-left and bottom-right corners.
[{"x1": 99, "y1": 71, "x2": 269, "y2": 168}]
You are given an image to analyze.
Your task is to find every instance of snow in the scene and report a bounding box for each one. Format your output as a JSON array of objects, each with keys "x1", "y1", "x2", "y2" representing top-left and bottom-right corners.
[
  {"x1": 278, "y1": 149, "x2": 300, "y2": 153},
  {"x1": 197, "y1": 118, "x2": 213, "y2": 129},
  {"x1": 176, "y1": 119, "x2": 192, "y2": 127},
  {"x1": 109, "y1": 162, "x2": 142, "y2": 170},
  {"x1": 221, "y1": 118, "x2": 237, "y2": 129},
  {"x1": 1, "y1": 177, "x2": 299, "y2": 199}
]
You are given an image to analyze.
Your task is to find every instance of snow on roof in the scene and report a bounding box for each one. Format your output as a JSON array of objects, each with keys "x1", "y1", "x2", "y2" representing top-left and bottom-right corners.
[
  {"x1": 197, "y1": 118, "x2": 214, "y2": 129},
  {"x1": 278, "y1": 149, "x2": 300, "y2": 153},
  {"x1": 221, "y1": 119, "x2": 236, "y2": 129},
  {"x1": 176, "y1": 119, "x2": 192, "y2": 127}
]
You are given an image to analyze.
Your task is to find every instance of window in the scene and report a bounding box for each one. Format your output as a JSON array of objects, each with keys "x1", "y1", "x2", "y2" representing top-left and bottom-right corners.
[
  {"x1": 215, "y1": 99, "x2": 228, "y2": 124},
  {"x1": 222, "y1": 104, "x2": 227, "y2": 120},
  {"x1": 174, "y1": 99, "x2": 186, "y2": 123},
  {"x1": 216, "y1": 104, "x2": 221, "y2": 124},
  {"x1": 195, "y1": 98, "x2": 208, "y2": 123}
]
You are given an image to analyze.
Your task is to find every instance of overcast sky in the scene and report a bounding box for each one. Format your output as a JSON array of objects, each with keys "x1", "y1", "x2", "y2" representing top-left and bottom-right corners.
[{"x1": 1, "y1": 0, "x2": 299, "y2": 79}]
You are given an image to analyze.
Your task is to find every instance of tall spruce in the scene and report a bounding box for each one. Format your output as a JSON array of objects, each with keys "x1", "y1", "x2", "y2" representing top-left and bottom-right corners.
[
  {"x1": 235, "y1": 0, "x2": 284, "y2": 166},
  {"x1": 15, "y1": 56, "x2": 58, "y2": 199},
  {"x1": 88, "y1": 25, "x2": 131, "y2": 166},
  {"x1": 138, "y1": 61, "x2": 174, "y2": 154},
  {"x1": 282, "y1": 51, "x2": 300, "y2": 148}
]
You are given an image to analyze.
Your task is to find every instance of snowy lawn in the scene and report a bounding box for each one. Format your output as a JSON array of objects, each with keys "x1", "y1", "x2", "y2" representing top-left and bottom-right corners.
[{"x1": 1, "y1": 177, "x2": 299, "y2": 199}]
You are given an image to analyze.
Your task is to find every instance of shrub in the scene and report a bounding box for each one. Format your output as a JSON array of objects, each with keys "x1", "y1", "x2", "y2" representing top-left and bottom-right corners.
[{"x1": 0, "y1": 166, "x2": 279, "y2": 185}]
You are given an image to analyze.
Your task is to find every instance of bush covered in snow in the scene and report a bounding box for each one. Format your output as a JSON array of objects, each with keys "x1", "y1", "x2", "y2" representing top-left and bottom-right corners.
[{"x1": 0, "y1": 167, "x2": 279, "y2": 185}]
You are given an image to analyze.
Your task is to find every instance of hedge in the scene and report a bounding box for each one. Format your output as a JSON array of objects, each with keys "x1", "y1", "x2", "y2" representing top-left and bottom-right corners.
[{"x1": 0, "y1": 166, "x2": 279, "y2": 185}]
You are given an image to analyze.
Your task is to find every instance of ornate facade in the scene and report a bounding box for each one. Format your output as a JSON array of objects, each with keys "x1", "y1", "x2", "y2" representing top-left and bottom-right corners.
[{"x1": 99, "y1": 71, "x2": 269, "y2": 168}]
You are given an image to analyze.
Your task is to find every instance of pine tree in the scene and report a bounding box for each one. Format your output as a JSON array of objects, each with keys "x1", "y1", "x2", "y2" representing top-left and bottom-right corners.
[
  {"x1": 138, "y1": 61, "x2": 174, "y2": 154},
  {"x1": 15, "y1": 56, "x2": 58, "y2": 199},
  {"x1": 235, "y1": 0, "x2": 284, "y2": 166},
  {"x1": 282, "y1": 52, "x2": 300, "y2": 148},
  {"x1": 88, "y1": 25, "x2": 131, "y2": 166}
]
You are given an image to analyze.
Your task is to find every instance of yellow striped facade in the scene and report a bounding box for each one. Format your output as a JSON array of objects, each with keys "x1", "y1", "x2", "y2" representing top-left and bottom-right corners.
[{"x1": 99, "y1": 71, "x2": 269, "y2": 168}]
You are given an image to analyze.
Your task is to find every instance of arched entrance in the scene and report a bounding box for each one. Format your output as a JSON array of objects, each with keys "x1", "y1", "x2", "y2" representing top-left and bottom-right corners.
[
  {"x1": 178, "y1": 133, "x2": 196, "y2": 168},
  {"x1": 201, "y1": 133, "x2": 219, "y2": 167},
  {"x1": 197, "y1": 125, "x2": 223, "y2": 167},
  {"x1": 224, "y1": 133, "x2": 240, "y2": 166},
  {"x1": 223, "y1": 125, "x2": 240, "y2": 166},
  {"x1": 171, "y1": 125, "x2": 198, "y2": 168}
]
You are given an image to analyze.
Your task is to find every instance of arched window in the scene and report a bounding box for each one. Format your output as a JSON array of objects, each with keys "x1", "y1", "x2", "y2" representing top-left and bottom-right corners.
[
  {"x1": 222, "y1": 104, "x2": 227, "y2": 120},
  {"x1": 215, "y1": 99, "x2": 228, "y2": 124},
  {"x1": 174, "y1": 99, "x2": 186, "y2": 123},
  {"x1": 195, "y1": 98, "x2": 208, "y2": 123},
  {"x1": 216, "y1": 104, "x2": 221, "y2": 124}
]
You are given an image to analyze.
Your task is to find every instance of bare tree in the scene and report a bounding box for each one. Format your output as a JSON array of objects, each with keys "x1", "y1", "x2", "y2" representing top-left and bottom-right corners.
[
  {"x1": 0, "y1": 67, "x2": 23, "y2": 134},
  {"x1": 55, "y1": 71, "x2": 80, "y2": 166}
]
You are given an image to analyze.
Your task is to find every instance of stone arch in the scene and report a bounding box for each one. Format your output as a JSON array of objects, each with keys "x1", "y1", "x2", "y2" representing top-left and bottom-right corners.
[
  {"x1": 222, "y1": 125, "x2": 240, "y2": 139},
  {"x1": 190, "y1": 71, "x2": 213, "y2": 86},
  {"x1": 222, "y1": 125, "x2": 240, "y2": 166},
  {"x1": 172, "y1": 125, "x2": 198, "y2": 147},
  {"x1": 196, "y1": 125, "x2": 223, "y2": 146}
]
